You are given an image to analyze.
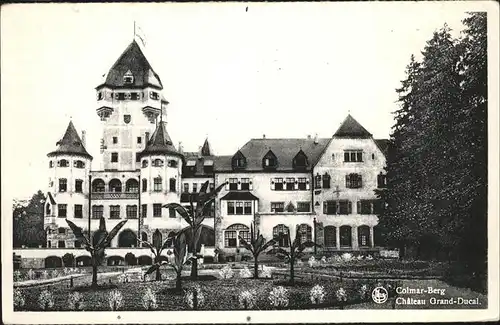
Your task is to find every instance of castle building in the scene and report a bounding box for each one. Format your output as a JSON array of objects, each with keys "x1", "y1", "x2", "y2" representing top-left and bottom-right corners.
[{"x1": 38, "y1": 39, "x2": 388, "y2": 267}]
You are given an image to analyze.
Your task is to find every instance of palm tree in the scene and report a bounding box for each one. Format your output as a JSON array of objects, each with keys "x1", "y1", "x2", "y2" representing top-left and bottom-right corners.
[
  {"x1": 66, "y1": 217, "x2": 127, "y2": 287},
  {"x1": 145, "y1": 231, "x2": 191, "y2": 291},
  {"x1": 140, "y1": 229, "x2": 176, "y2": 281},
  {"x1": 267, "y1": 225, "x2": 321, "y2": 285},
  {"x1": 164, "y1": 180, "x2": 225, "y2": 279},
  {"x1": 238, "y1": 222, "x2": 277, "y2": 279}
]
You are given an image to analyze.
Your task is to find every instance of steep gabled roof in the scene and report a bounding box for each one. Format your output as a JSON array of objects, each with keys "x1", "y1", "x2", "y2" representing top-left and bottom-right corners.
[
  {"x1": 47, "y1": 121, "x2": 92, "y2": 159},
  {"x1": 334, "y1": 114, "x2": 372, "y2": 138},
  {"x1": 96, "y1": 40, "x2": 162, "y2": 89},
  {"x1": 138, "y1": 121, "x2": 182, "y2": 158},
  {"x1": 374, "y1": 139, "x2": 390, "y2": 157},
  {"x1": 201, "y1": 138, "x2": 213, "y2": 156}
]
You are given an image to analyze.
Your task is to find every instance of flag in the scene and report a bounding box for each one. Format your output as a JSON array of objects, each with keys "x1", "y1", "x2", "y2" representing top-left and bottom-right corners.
[{"x1": 134, "y1": 23, "x2": 146, "y2": 47}]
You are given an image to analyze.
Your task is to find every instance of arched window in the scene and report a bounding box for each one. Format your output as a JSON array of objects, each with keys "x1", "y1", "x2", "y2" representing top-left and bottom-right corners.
[
  {"x1": 346, "y1": 173, "x2": 362, "y2": 188},
  {"x1": 46, "y1": 203, "x2": 51, "y2": 215},
  {"x1": 109, "y1": 179, "x2": 122, "y2": 192},
  {"x1": 92, "y1": 179, "x2": 105, "y2": 192},
  {"x1": 324, "y1": 226, "x2": 337, "y2": 248},
  {"x1": 125, "y1": 179, "x2": 139, "y2": 193},
  {"x1": 152, "y1": 159, "x2": 164, "y2": 167},
  {"x1": 118, "y1": 229, "x2": 137, "y2": 247},
  {"x1": 273, "y1": 224, "x2": 289, "y2": 247},
  {"x1": 58, "y1": 159, "x2": 69, "y2": 167},
  {"x1": 297, "y1": 224, "x2": 312, "y2": 243},
  {"x1": 224, "y1": 224, "x2": 250, "y2": 248},
  {"x1": 74, "y1": 160, "x2": 85, "y2": 168},
  {"x1": 142, "y1": 179, "x2": 147, "y2": 192},
  {"x1": 142, "y1": 160, "x2": 148, "y2": 168},
  {"x1": 141, "y1": 232, "x2": 148, "y2": 247},
  {"x1": 152, "y1": 229, "x2": 162, "y2": 249},
  {"x1": 339, "y1": 226, "x2": 352, "y2": 248},
  {"x1": 59, "y1": 178, "x2": 67, "y2": 192},
  {"x1": 314, "y1": 174, "x2": 322, "y2": 189},
  {"x1": 49, "y1": 161, "x2": 54, "y2": 168},
  {"x1": 123, "y1": 70, "x2": 134, "y2": 84},
  {"x1": 322, "y1": 173, "x2": 331, "y2": 189},
  {"x1": 358, "y1": 225, "x2": 371, "y2": 247},
  {"x1": 169, "y1": 178, "x2": 176, "y2": 192}
]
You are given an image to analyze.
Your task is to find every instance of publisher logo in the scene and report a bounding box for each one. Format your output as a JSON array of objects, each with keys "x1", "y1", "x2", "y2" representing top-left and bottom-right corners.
[{"x1": 372, "y1": 287, "x2": 388, "y2": 304}]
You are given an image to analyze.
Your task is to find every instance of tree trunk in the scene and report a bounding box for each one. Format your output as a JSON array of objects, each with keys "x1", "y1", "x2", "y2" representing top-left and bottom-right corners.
[
  {"x1": 91, "y1": 255, "x2": 98, "y2": 287},
  {"x1": 290, "y1": 258, "x2": 295, "y2": 285},
  {"x1": 154, "y1": 255, "x2": 161, "y2": 281},
  {"x1": 190, "y1": 259, "x2": 198, "y2": 279},
  {"x1": 254, "y1": 257, "x2": 259, "y2": 279},
  {"x1": 176, "y1": 273, "x2": 182, "y2": 291}
]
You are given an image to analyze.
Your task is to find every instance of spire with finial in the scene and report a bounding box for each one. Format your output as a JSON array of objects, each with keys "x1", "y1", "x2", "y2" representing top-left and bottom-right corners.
[{"x1": 201, "y1": 137, "x2": 213, "y2": 156}]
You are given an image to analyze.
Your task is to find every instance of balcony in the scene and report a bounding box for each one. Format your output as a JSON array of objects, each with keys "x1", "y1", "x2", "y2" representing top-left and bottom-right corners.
[{"x1": 91, "y1": 192, "x2": 139, "y2": 200}]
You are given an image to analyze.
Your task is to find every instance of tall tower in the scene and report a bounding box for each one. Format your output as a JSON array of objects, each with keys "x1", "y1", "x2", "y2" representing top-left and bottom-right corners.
[
  {"x1": 95, "y1": 40, "x2": 169, "y2": 171},
  {"x1": 46, "y1": 121, "x2": 92, "y2": 248}
]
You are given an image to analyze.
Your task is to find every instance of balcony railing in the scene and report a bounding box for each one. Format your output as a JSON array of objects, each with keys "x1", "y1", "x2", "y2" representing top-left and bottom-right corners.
[{"x1": 91, "y1": 192, "x2": 139, "y2": 200}]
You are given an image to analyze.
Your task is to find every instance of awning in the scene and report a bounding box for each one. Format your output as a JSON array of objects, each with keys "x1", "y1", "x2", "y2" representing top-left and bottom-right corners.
[
  {"x1": 203, "y1": 160, "x2": 214, "y2": 166},
  {"x1": 47, "y1": 192, "x2": 56, "y2": 205},
  {"x1": 186, "y1": 160, "x2": 196, "y2": 167},
  {"x1": 220, "y1": 191, "x2": 259, "y2": 201}
]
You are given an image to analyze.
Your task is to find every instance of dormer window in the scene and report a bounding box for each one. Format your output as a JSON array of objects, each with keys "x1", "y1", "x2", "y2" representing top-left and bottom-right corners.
[
  {"x1": 262, "y1": 150, "x2": 277, "y2": 169},
  {"x1": 232, "y1": 151, "x2": 247, "y2": 169},
  {"x1": 123, "y1": 70, "x2": 134, "y2": 84},
  {"x1": 293, "y1": 150, "x2": 309, "y2": 169}
]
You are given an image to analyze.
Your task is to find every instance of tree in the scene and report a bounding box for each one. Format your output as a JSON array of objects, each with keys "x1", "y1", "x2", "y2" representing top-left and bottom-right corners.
[
  {"x1": 140, "y1": 229, "x2": 176, "y2": 281},
  {"x1": 164, "y1": 180, "x2": 225, "y2": 279},
  {"x1": 66, "y1": 217, "x2": 127, "y2": 287},
  {"x1": 238, "y1": 222, "x2": 277, "y2": 279},
  {"x1": 146, "y1": 232, "x2": 192, "y2": 291},
  {"x1": 267, "y1": 225, "x2": 321, "y2": 285},
  {"x1": 13, "y1": 190, "x2": 46, "y2": 248}
]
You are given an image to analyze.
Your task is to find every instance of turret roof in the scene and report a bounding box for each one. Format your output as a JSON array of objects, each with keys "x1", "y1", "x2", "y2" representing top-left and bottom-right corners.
[
  {"x1": 47, "y1": 121, "x2": 92, "y2": 159},
  {"x1": 138, "y1": 121, "x2": 183, "y2": 158}
]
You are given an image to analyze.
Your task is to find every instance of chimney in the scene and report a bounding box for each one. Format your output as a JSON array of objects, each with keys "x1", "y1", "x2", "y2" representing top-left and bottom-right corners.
[
  {"x1": 263, "y1": 134, "x2": 266, "y2": 139},
  {"x1": 81, "y1": 131, "x2": 86, "y2": 147},
  {"x1": 313, "y1": 133, "x2": 319, "y2": 144},
  {"x1": 198, "y1": 146, "x2": 202, "y2": 159},
  {"x1": 178, "y1": 141, "x2": 183, "y2": 154},
  {"x1": 145, "y1": 132, "x2": 150, "y2": 145}
]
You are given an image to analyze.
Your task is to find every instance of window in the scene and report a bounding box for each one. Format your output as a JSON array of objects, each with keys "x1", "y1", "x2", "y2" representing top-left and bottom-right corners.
[
  {"x1": 123, "y1": 71, "x2": 134, "y2": 84},
  {"x1": 357, "y1": 200, "x2": 382, "y2": 214},
  {"x1": 232, "y1": 151, "x2": 247, "y2": 169},
  {"x1": 323, "y1": 200, "x2": 352, "y2": 214},
  {"x1": 229, "y1": 178, "x2": 238, "y2": 191},
  {"x1": 271, "y1": 202, "x2": 284, "y2": 213},
  {"x1": 142, "y1": 179, "x2": 147, "y2": 192},
  {"x1": 240, "y1": 230, "x2": 251, "y2": 243},
  {"x1": 112, "y1": 137, "x2": 118, "y2": 144},
  {"x1": 346, "y1": 173, "x2": 363, "y2": 188},
  {"x1": 314, "y1": 174, "x2": 322, "y2": 189},
  {"x1": 59, "y1": 178, "x2": 67, "y2": 192},
  {"x1": 168, "y1": 160, "x2": 178, "y2": 168},
  {"x1": 59, "y1": 159, "x2": 69, "y2": 167},
  {"x1": 209, "y1": 183, "x2": 215, "y2": 192},
  {"x1": 153, "y1": 159, "x2": 164, "y2": 167},
  {"x1": 153, "y1": 204, "x2": 162, "y2": 217},
  {"x1": 150, "y1": 91, "x2": 159, "y2": 100},
  {"x1": 75, "y1": 160, "x2": 85, "y2": 168},
  {"x1": 58, "y1": 227, "x2": 66, "y2": 234},
  {"x1": 241, "y1": 178, "x2": 250, "y2": 191},
  {"x1": 293, "y1": 150, "x2": 308, "y2": 169},
  {"x1": 97, "y1": 91, "x2": 104, "y2": 100},
  {"x1": 372, "y1": 153, "x2": 375, "y2": 160},
  {"x1": 227, "y1": 202, "x2": 235, "y2": 215},
  {"x1": 137, "y1": 137, "x2": 142, "y2": 144},
  {"x1": 58, "y1": 240, "x2": 66, "y2": 248},
  {"x1": 274, "y1": 178, "x2": 283, "y2": 191},
  {"x1": 273, "y1": 224, "x2": 289, "y2": 247},
  {"x1": 169, "y1": 178, "x2": 176, "y2": 192},
  {"x1": 111, "y1": 153, "x2": 118, "y2": 163},
  {"x1": 338, "y1": 200, "x2": 352, "y2": 214},
  {"x1": 323, "y1": 201, "x2": 337, "y2": 215},
  {"x1": 109, "y1": 179, "x2": 122, "y2": 192},
  {"x1": 92, "y1": 205, "x2": 103, "y2": 219},
  {"x1": 262, "y1": 150, "x2": 277, "y2": 169},
  {"x1": 298, "y1": 224, "x2": 312, "y2": 242},
  {"x1": 49, "y1": 161, "x2": 53, "y2": 168},
  {"x1": 126, "y1": 205, "x2": 138, "y2": 219},
  {"x1": 153, "y1": 177, "x2": 162, "y2": 192},
  {"x1": 183, "y1": 183, "x2": 189, "y2": 193},
  {"x1": 74, "y1": 205, "x2": 83, "y2": 218},
  {"x1": 169, "y1": 208, "x2": 176, "y2": 218},
  {"x1": 192, "y1": 183, "x2": 198, "y2": 193},
  {"x1": 110, "y1": 205, "x2": 120, "y2": 219},
  {"x1": 377, "y1": 173, "x2": 387, "y2": 188},
  {"x1": 225, "y1": 224, "x2": 250, "y2": 247},
  {"x1": 116, "y1": 92, "x2": 125, "y2": 100},
  {"x1": 286, "y1": 178, "x2": 295, "y2": 191},
  {"x1": 322, "y1": 173, "x2": 331, "y2": 189},
  {"x1": 58, "y1": 204, "x2": 67, "y2": 218},
  {"x1": 126, "y1": 179, "x2": 139, "y2": 193},
  {"x1": 244, "y1": 202, "x2": 252, "y2": 214},
  {"x1": 142, "y1": 160, "x2": 148, "y2": 168},
  {"x1": 344, "y1": 150, "x2": 363, "y2": 162},
  {"x1": 297, "y1": 202, "x2": 311, "y2": 212},
  {"x1": 75, "y1": 179, "x2": 83, "y2": 193},
  {"x1": 235, "y1": 202, "x2": 243, "y2": 214},
  {"x1": 298, "y1": 178, "x2": 307, "y2": 190},
  {"x1": 225, "y1": 231, "x2": 237, "y2": 247},
  {"x1": 74, "y1": 241, "x2": 81, "y2": 248},
  {"x1": 142, "y1": 204, "x2": 147, "y2": 218},
  {"x1": 92, "y1": 179, "x2": 105, "y2": 192},
  {"x1": 131, "y1": 92, "x2": 140, "y2": 100},
  {"x1": 324, "y1": 226, "x2": 337, "y2": 247}
]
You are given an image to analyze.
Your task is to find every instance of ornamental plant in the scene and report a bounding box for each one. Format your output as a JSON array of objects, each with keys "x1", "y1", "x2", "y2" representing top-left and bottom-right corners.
[
  {"x1": 268, "y1": 286, "x2": 289, "y2": 308},
  {"x1": 219, "y1": 265, "x2": 234, "y2": 279},
  {"x1": 13, "y1": 270, "x2": 22, "y2": 282},
  {"x1": 359, "y1": 284, "x2": 370, "y2": 301},
  {"x1": 239, "y1": 266, "x2": 252, "y2": 278},
  {"x1": 41, "y1": 270, "x2": 49, "y2": 280},
  {"x1": 14, "y1": 289, "x2": 25, "y2": 309},
  {"x1": 321, "y1": 256, "x2": 327, "y2": 264},
  {"x1": 341, "y1": 252, "x2": 353, "y2": 262},
  {"x1": 310, "y1": 284, "x2": 326, "y2": 305},
  {"x1": 38, "y1": 290, "x2": 55, "y2": 310},
  {"x1": 259, "y1": 265, "x2": 272, "y2": 278},
  {"x1": 68, "y1": 292, "x2": 85, "y2": 311},
  {"x1": 27, "y1": 269, "x2": 36, "y2": 280},
  {"x1": 141, "y1": 288, "x2": 158, "y2": 310},
  {"x1": 238, "y1": 290, "x2": 257, "y2": 310},
  {"x1": 308, "y1": 256, "x2": 317, "y2": 268},
  {"x1": 185, "y1": 285, "x2": 205, "y2": 310},
  {"x1": 108, "y1": 289, "x2": 124, "y2": 311},
  {"x1": 50, "y1": 270, "x2": 60, "y2": 279},
  {"x1": 336, "y1": 287, "x2": 347, "y2": 308},
  {"x1": 366, "y1": 255, "x2": 374, "y2": 260},
  {"x1": 237, "y1": 222, "x2": 277, "y2": 279},
  {"x1": 296, "y1": 259, "x2": 304, "y2": 267}
]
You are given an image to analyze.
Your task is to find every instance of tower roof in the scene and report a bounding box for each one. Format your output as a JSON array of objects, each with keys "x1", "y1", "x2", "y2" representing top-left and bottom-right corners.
[
  {"x1": 47, "y1": 121, "x2": 92, "y2": 159},
  {"x1": 333, "y1": 114, "x2": 372, "y2": 138},
  {"x1": 201, "y1": 138, "x2": 213, "y2": 156},
  {"x1": 96, "y1": 40, "x2": 163, "y2": 89},
  {"x1": 138, "y1": 121, "x2": 183, "y2": 159}
]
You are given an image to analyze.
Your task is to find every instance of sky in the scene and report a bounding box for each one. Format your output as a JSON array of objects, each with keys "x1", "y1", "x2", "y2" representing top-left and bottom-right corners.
[{"x1": 1, "y1": 2, "x2": 473, "y2": 199}]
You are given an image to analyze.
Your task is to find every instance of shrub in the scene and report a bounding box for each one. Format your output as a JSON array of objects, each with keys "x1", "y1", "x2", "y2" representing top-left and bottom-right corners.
[
  {"x1": 356, "y1": 255, "x2": 364, "y2": 261},
  {"x1": 219, "y1": 265, "x2": 234, "y2": 279},
  {"x1": 320, "y1": 256, "x2": 327, "y2": 264},
  {"x1": 141, "y1": 288, "x2": 158, "y2": 310},
  {"x1": 38, "y1": 290, "x2": 55, "y2": 310},
  {"x1": 41, "y1": 270, "x2": 49, "y2": 280},
  {"x1": 366, "y1": 255, "x2": 374, "y2": 260},
  {"x1": 268, "y1": 286, "x2": 289, "y2": 308},
  {"x1": 239, "y1": 266, "x2": 252, "y2": 278},
  {"x1": 62, "y1": 253, "x2": 75, "y2": 267},
  {"x1": 50, "y1": 269, "x2": 60, "y2": 279},
  {"x1": 296, "y1": 259, "x2": 304, "y2": 267},
  {"x1": 108, "y1": 290, "x2": 123, "y2": 311},
  {"x1": 185, "y1": 285, "x2": 205, "y2": 310},
  {"x1": 341, "y1": 253, "x2": 353, "y2": 262},
  {"x1": 68, "y1": 292, "x2": 85, "y2": 310},
  {"x1": 359, "y1": 284, "x2": 370, "y2": 301},
  {"x1": 27, "y1": 269, "x2": 36, "y2": 280},
  {"x1": 14, "y1": 289, "x2": 25, "y2": 309},
  {"x1": 333, "y1": 255, "x2": 343, "y2": 262},
  {"x1": 13, "y1": 270, "x2": 22, "y2": 282},
  {"x1": 335, "y1": 287, "x2": 347, "y2": 303},
  {"x1": 260, "y1": 265, "x2": 272, "y2": 278},
  {"x1": 310, "y1": 284, "x2": 326, "y2": 304},
  {"x1": 238, "y1": 290, "x2": 257, "y2": 309}
]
